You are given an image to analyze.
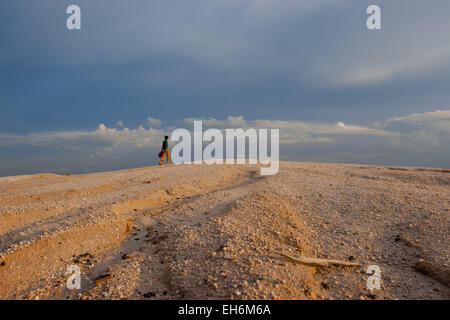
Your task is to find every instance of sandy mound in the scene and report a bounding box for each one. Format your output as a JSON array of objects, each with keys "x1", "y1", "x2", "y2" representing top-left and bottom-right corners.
[{"x1": 0, "y1": 162, "x2": 448, "y2": 300}]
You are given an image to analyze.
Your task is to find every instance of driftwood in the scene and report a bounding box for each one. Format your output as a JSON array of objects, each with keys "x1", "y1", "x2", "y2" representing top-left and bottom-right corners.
[
  {"x1": 281, "y1": 252, "x2": 360, "y2": 268},
  {"x1": 94, "y1": 274, "x2": 112, "y2": 285}
]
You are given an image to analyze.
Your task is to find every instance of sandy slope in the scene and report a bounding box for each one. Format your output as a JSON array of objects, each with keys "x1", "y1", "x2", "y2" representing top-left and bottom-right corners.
[{"x1": 0, "y1": 162, "x2": 448, "y2": 300}]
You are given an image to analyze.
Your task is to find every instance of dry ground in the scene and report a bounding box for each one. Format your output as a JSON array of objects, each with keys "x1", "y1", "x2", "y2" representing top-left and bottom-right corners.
[{"x1": 0, "y1": 161, "x2": 448, "y2": 300}]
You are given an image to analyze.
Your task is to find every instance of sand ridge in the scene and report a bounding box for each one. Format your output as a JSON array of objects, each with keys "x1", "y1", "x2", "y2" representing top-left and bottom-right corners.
[{"x1": 0, "y1": 162, "x2": 448, "y2": 300}]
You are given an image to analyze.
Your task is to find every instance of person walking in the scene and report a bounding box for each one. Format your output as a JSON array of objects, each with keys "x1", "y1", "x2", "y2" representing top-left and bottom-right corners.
[{"x1": 159, "y1": 135, "x2": 170, "y2": 165}]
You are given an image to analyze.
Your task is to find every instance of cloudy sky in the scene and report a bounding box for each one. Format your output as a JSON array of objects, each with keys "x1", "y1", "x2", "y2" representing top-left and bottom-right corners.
[{"x1": 1, "y1": 0, "x2": 449, "y2": 176}]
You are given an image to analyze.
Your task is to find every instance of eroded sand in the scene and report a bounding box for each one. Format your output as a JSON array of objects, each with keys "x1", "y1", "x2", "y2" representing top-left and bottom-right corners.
[{"x1": 0, "y1": 162, "x2": 448, "y2": 300}]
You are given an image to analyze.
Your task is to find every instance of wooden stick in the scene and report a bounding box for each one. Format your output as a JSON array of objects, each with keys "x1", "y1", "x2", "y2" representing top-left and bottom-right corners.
[{"x1": 281, "y1": 252, "x2": 360, "y2": 267}]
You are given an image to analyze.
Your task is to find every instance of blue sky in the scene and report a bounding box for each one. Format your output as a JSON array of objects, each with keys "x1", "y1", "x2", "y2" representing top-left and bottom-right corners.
[{"x1": 1, "y1": 0, "x2": 449, "y2": 176}]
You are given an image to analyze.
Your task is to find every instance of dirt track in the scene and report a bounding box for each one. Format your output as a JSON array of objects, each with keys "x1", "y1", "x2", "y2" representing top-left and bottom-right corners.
[{"x1": 0, "y1": 162, "x2": 448, "y2": 300}]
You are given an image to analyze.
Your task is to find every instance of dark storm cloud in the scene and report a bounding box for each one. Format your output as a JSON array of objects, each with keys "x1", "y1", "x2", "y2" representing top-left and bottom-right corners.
[{"x1": 0, "y1": 0, "x2": 449, "y2": 174}]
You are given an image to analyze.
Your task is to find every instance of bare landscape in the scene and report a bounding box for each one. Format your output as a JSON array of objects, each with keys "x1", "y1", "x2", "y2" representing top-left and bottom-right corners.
[{"x1": 0, "y1": 161, "x2": 448, "y2": 300}]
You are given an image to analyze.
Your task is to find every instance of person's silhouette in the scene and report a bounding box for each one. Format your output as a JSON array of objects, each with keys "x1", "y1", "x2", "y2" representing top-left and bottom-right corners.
[{"x1": 159, "y1": 135, "x2": 170, "y2": 165}]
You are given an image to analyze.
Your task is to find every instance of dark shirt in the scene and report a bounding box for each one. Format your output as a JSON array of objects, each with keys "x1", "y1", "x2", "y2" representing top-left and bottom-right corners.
[{"x1": 162, "y1": 140, "x2": 168, "y2": 150}]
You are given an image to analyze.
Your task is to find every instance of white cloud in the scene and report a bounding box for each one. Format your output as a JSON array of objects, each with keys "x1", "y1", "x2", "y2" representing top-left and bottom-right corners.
[
  {"x1": 330, "y1": 50, "x2": 450, "y2": 87},
  {"x1": 147, "y1": 117, "x2": 162, "y2": 127},
  {"x1": 375, "y1": 110, "x2": 450, "y2": 134},
  {"x1": 0, "y1": 124, "x2": 164, "y2": 151},
  {"x1": 1, "y1": 110, "x2": 448, "y2": 168},
  {"x1": 252, "y1": 119, "x2": 390, "y2": 136},
  {"x1": 182, "y1": 116, "x2": 390, "y2": 145},
  {"x1": 384, "y1": 110, "x2": 450, "y2": 123},
  {"x1": 182, "y1": 116, "x2": 247, "y2": 128},
  {"x1": 178, "y1": 111, "x2": 449, "y2": 166}
]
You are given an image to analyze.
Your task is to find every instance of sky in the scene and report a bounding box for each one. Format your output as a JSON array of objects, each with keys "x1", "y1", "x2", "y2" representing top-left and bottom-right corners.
[{"x1": 0, "y1": 0, "x2": 449, "y2": 176}]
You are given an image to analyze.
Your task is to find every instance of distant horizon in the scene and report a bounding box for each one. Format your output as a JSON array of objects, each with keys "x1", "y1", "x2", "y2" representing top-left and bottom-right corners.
[{"x1": 2, "y1": 159, "x2": 450, "y2": 180}]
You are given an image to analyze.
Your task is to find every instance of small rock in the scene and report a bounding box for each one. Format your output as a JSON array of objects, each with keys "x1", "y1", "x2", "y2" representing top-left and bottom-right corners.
[
  {"x1": 143, "y1": 292, "x2": 156, "y2": 298},
  {"x1": 366, "y1": 292, "x2": 377, "y2": 299},
  {"x1": 122, "y1": 252, "x2": 137, "y2": 260}
]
